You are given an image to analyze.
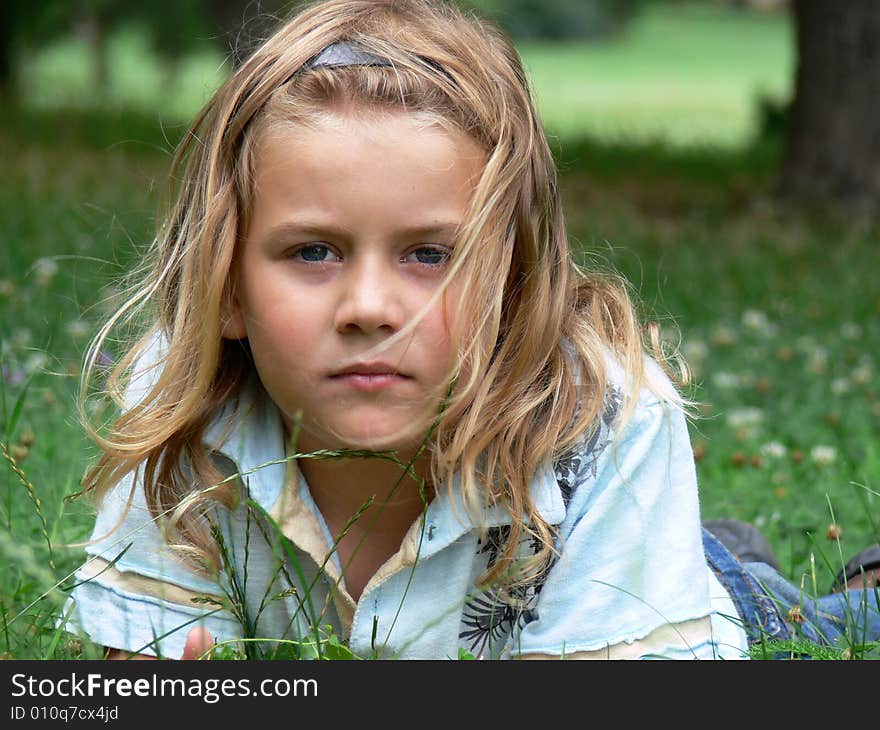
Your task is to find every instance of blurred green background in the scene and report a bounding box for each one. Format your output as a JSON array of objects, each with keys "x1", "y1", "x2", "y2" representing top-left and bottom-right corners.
[{"x1": 1, "y1": 0, "x2": 879, "y2": 659}]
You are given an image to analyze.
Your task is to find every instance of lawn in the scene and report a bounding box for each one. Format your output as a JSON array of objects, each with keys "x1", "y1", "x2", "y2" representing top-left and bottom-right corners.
[{"x1": 1, "y1": 2, "x2": 877, "y2": 659}]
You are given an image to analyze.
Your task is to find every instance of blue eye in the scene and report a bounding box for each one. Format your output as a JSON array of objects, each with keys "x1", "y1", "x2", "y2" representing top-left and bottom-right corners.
[
  {"x1": 295, "y1": 244, "x2": 335, "y2": 262},
  {"x1": 405, "y1": 246, "x2": 450, "y2": 266}
]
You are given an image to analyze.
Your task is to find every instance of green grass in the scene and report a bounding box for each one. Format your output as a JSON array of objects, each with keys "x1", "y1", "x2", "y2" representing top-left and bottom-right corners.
[
  {"x1": 2, "y1": 2, "x2": 878, "y2": 660},
  {"x1": 554, "y1": 137, "x2": 880, "y2": 580},
  {"x1": 524, "y1": 3, "x2": 794, "y2": 146}
]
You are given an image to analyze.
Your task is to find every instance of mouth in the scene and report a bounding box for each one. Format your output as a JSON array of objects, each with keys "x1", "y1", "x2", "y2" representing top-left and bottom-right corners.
[
  {"x1": 330, "y1": 361, "x2": 408, "y2": 377},
  {"x1": 329, "y1": 362, "x2": 411, "y2": 392}
]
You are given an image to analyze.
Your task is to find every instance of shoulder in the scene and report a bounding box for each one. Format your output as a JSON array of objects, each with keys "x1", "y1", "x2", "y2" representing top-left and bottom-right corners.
[
  {"x1": 117, "y1": 328, "x2": 284, "y2": 508},
  {"x1": 550, "y1": 348, "x2": 703, "y2": 591},
  {"x1": 120, "y1": 327, "x2": 167, "y2": 410},
  {"x1": 510, "y1": 353, "x2": 711, "y2": 656},
  {"x1": 560, "y1": 339, "x2": 687, "y2": 458},
  {"x1": 599, "y1": 343, "x2": 683, "y2": 412},
  {"x1": 554, "y1": 344, "x2": 692, "y2": 510}
]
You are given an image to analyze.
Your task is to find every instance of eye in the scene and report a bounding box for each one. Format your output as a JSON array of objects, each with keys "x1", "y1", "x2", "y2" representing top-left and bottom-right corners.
[
  {"x1": 291, "y1": 243, "x2": 339, "y2": 263},
  {"x1": 403, "y1": 245, "x2": 451, "y2": 267}
]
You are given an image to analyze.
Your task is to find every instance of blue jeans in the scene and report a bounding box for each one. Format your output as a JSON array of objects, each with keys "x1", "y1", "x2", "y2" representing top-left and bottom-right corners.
[{"x1": 702, "y1": 528, "x2": 880, "y2": 657}]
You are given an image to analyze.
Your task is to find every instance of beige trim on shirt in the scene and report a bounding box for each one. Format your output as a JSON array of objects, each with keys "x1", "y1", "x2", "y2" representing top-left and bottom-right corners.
[
  {"x1": 75, "y1": 556, "x2": 226, "y2": 610},
  {"x1": 268, "y1": 462, "x2": 430, "y2": 636},
  {"x1": 516, "y1": 616, "x2": 715, "y2": 660}
]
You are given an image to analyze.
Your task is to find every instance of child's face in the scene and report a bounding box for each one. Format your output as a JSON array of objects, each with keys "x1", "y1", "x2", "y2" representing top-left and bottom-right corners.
[{"x1": 224, "y1": 109, "x2": 485, "y2": 454}]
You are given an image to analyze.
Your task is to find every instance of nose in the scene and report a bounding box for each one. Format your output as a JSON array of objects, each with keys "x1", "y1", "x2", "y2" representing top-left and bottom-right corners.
[{"x1": 334, "y1": 255, "x2": 405, "y2": 334}]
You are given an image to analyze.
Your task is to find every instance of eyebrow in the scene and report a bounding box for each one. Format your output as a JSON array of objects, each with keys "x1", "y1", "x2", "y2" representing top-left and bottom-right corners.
[{"x1": 261, "y1": 220, "x2": 463, "y2": 243}]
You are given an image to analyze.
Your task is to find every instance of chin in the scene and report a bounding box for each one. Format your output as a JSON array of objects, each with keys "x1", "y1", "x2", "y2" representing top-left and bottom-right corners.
[
  {"x1": 340, "y1": 434, "x2": 421, "y2": 455},
  {"x1": 290, "y1": 408, "x2": 435, "y2": 455},
  {"x1": 334, "y1": 421, "x2": 429, "y2": 455}
]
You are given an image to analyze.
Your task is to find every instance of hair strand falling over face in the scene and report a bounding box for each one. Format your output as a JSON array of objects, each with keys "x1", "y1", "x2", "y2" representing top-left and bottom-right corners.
[{"x1": 79, "y1": 0, "x2": 691, "y2": 593}]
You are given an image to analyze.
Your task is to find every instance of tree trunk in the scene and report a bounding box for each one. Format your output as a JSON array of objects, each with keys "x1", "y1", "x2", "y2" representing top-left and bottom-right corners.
[
  {"x1": 780, "y1": 0, "x2": 880, "y2": 209},
  {"x1": 205, "y1": 0, "x2": 287, "y2": 67},
  {"x1": 0, "y1": 2, "x2": 17, "y2": 102}
]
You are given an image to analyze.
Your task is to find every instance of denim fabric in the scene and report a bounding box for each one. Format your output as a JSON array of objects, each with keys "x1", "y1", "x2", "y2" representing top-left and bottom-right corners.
[
  {"x1": 703, "y1": 527, "x2": 880, "y2": 655},
  {"x1": 702, "y1": 528, "x2": 791, "y2": 644}
]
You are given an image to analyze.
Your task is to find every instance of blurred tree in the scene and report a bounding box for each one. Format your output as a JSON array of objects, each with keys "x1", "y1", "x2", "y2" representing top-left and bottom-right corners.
[
  {"x1": 0, "y1": 1, "x2": 70, "y2": 100},
  {"x1": 77, "y1": 1, "x2": 128, "y2": 97},
  {"x1": 205, "y1": 0, "x2": 290, "y2": 66},
  {"x1": 781, "y1": 0, "x2": 880, "y2": 209},
  {"x1": 2, "y1": 0, "x2": 221, "y2": 103},
  {"x1": 127, "y1": 1, "x2": 216, "y2": 98},
  {"x1": 468, "y1": 0, "x2": 645, "y2": 41}
]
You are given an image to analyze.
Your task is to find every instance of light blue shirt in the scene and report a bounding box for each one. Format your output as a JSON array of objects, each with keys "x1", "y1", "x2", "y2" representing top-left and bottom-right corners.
[{"x1": 61, "y1": 353, "x2": 748, "y2": 659}]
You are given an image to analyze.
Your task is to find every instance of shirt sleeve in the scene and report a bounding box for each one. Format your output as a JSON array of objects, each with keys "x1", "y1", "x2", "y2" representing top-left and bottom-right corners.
[
  {"x1": 509, "y1": 395, "x2": 723, "y2": 659},
  {"x1": 59, "y1": 469, "x2": 245, "y2": 659}
]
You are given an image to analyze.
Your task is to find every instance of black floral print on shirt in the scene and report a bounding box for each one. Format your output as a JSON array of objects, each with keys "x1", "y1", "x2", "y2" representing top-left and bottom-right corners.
[
  {"x1": 553, "y1": 384, "x2": 622, "y2": 507},
  {"x1": 460, "y1": 526, "x2": 544, "y2": 655},
  {"x1": 458, "y1": 384, "x2": 623, "y2": 655}
]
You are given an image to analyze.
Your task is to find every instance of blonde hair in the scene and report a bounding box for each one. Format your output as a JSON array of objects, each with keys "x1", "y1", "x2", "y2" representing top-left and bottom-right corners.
[{"x1": 80, "y1": 0, "x2": 689, "y2": 592}]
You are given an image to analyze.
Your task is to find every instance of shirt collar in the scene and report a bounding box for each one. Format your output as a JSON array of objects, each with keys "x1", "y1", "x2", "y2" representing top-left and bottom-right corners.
[
  {"x1": 204, "y1": 377, "x2": 567, "y2": 557},
  {"x1": 203, "y1": 375, "x2": 287, "y2": 512},
  {"x1": 415, "y1": 460, "x2": 566, "y2": 559}
]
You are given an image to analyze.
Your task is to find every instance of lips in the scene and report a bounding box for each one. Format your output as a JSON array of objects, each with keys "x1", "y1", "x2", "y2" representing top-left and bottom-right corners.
[
  {"x1": 330, "y1": 361, "x2": 409, "y2": 378},
  {"x1": 328, "y1": 361, "x2": 412, "y2": 392}
]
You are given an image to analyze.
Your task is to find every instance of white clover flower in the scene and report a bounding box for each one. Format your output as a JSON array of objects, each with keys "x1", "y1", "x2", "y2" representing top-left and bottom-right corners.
[
  {"x1": 851, "y1": 362, "x2": 873, "y2": 385},
  {"x1": 712, "y1": 371, "x2": 741, "y2": 389},
  {"x1": 33, "y1": 257, "x2": 59, "y2": 287},
  {"x1": 807, "y1": 347, "x2": 829, "y2": 374},
  {"x1": 840, "y1": 322, "x2": 862, "y2": 340},
  {"x1": 741, "y1": 309, "x2": 777, "y2": 336},
  {"x1": 726, "y1": 407, "x2": 764, "y2": 429},
  {"x1": 65, "y1": 319, "x2": 90, "y2": 339},
  {"x1": 23, "y1": 352, "x2": 48, "y2": 375},
  {"x1": 742, "y1": 309, "x2": 768, "y2": 330},
  {"x1": 795, "y1": 335, "x2": 818, "y2": 352},
  {"x1": 760, "y1": 441, "x2": 787, "y2": 459},
  {"x1": 0, "y1": 279, "x2": 13, "y2": 297},
  {"x1": 831, "y1": 377, "x2": 850, "y2": 395},
  {"x1": 810, "y1": 445, "x2": 837, "y2": 466}
]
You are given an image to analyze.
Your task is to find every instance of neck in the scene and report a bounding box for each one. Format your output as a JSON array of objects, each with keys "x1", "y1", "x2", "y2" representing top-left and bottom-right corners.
[{"x1": 291, "y1": 432, "x2": 435, "y2": 543}]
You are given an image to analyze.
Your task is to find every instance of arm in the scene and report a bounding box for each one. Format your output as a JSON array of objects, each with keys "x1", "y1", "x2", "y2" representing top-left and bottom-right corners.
[
  {"x1": 509, "y1": 395, "x2": 727, "y2": 659},
  {"x1": 61, "y1": 470, "x2": 244, "y2": 660}
]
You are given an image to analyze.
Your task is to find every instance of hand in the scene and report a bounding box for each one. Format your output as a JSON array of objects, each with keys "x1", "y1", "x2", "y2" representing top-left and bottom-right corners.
[
  {"x1": 105, "y1": 625, "x2": 215, "y2": 660},
  {"x1": 180, "y1": 626, "x2": 215, "y2": 660}
]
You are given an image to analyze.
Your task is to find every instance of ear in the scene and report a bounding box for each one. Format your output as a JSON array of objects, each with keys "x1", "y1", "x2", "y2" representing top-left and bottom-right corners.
[{"x1": 220, "y1": 286, "x2": 248, "y2": 341}]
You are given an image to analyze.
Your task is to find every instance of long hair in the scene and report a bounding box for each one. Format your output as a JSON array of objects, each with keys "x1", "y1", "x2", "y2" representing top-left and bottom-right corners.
[{"x1": 80, "y1": 0, "x2": 689, "y2": 590}]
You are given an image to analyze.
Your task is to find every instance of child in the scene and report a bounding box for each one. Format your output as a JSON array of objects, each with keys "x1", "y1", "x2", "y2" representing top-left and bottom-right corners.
[{"x1": 62, "y1": 0, "x2": 880, "y2": 660}]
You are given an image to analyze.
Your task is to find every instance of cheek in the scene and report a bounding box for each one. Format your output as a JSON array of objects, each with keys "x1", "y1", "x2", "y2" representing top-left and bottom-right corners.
[{"x1": 241, "y1": 286, "x2": 325, "y2": 364}]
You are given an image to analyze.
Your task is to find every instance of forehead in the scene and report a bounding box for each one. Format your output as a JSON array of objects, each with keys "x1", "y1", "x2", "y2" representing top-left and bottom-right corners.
[
  {"x1": 254, "y1": 107, "x2": 484, "y2": 174},
  {"x1": 247, "y1": 109, "x2": 486, "y2": 231}
]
